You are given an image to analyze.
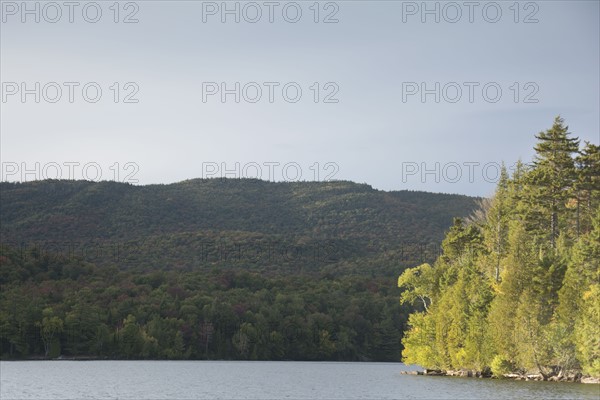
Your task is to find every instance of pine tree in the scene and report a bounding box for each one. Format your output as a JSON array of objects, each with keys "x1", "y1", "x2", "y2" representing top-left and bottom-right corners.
[
  {"x1": 575, "y1": 142, "x2": 600, "y2": 235},
  {"x1": 482, "y1": 165, "x2": 511, "y2": 282},
  {"x1": 525, "y1": 116, "x2": 579, "y2": 247},
  {"x1": 486, "y1": 220, "x2": 534, "y2": 371},
  {"x1": 551, "y1": 230, "x2": 594, "y2": 373}
]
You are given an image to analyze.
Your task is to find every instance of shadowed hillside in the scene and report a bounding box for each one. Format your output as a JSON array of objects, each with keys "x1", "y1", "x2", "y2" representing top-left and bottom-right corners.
[{"x1": 0, "y1": 179, "x2": 478, "y2": 275}]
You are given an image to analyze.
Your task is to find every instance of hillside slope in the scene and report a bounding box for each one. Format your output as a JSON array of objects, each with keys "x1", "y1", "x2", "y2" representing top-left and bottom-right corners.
[{"x1": 0, "y1": 179, "x2": 478, "y2": 275}]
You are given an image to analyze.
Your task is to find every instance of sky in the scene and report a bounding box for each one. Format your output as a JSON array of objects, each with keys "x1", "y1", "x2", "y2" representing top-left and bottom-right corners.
[{"x1": 1, "y1": 0, "x2": 599, "y2": 197}]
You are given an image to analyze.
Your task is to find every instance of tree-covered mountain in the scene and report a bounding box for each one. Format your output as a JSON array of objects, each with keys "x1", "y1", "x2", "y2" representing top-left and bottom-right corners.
[
  {"x1": 399, "y1": 117, "x2": 600, "y2": 380},
  {"x1": 0, "y1": 179, "x2": 476, "y2": 275},
  {"x1": 0, "y1": 179, "x2": 478, "y2": 360}
]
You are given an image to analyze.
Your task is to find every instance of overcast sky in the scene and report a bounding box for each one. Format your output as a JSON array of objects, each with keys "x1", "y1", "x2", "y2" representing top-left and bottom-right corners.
[{"x1": 1, "y1": 0, "x2": 598, "y2": 196}]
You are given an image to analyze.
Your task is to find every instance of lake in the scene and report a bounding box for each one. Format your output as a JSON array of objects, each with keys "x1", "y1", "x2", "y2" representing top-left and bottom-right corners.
[{"x1": 1, "y1": 361, "x2": 598, "y2": 399}]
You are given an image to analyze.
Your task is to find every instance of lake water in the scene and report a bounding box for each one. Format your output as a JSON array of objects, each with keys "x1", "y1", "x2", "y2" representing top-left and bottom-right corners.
[{"x1": 1, "y1": 361, "x2": 598, "y2": 399}]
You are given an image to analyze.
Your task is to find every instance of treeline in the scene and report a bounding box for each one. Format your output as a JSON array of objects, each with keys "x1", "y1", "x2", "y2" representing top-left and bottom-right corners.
[
  {"x1": 398, "y1": 117, "x2": 599, "y2": 378},
  {"x1": 0, "y1": 245, "x2": 405, "y2": 361}
]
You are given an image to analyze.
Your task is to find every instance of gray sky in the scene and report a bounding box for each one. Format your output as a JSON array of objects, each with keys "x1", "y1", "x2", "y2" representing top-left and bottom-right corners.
[{"x1": 1, "y1": 0, "x2": 599, "y2": 196}]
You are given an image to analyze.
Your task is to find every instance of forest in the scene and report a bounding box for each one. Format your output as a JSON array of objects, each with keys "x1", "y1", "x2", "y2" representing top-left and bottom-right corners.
[
  {"x1": 399, "y1": 117, "x2": 599, "y2": 379},
  {"x1": 0, "y1": 178, "x2": 477, "y2": 360},
  {"x1": 0, "y1": 247, "x2": 404, "y2": 361},
  {"x1": 0, "y1": 179, "x2": 477, "y2": 277}
]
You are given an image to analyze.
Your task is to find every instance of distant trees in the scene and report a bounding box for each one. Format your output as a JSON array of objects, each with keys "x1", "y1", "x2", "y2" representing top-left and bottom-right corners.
[
  {"x1": 399, "y1": 117, "x2": 599, "y2": 377},
  {"x1": 0, "y1": 244, "x2": 410, "y2": 361}
]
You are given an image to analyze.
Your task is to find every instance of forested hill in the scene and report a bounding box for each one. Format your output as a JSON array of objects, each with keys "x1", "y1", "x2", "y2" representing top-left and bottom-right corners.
[
  {"x1": 0, "y1": 179, "x2": 478, "y2": 361},
  {"x1": 0, "y1": 179, "x2": 477, "y2": 276}
]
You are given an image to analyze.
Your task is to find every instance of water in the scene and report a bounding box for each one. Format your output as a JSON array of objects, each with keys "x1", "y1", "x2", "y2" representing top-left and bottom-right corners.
[{"x1": 1, "y1": 361, "x2": 598, "y2": 399}]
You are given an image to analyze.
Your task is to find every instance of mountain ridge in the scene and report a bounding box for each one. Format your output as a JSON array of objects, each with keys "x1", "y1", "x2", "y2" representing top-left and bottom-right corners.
[{"x1": 1, "y1": 178, "x2": 479, "y2": 276}]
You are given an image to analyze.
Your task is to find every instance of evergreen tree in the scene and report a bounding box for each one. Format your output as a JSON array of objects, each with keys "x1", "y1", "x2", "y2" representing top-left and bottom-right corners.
[
  {"x1": 525, "y1": 116, "x2": 579, "y2": 247},
  {"x1": 575, "y1": 142, "x2": 600, "y2": 235},
  {"x1": 573, "y1": 210, "x2": 600, "y2": 376},
  {"x1": 481, "y1": 165, "x2": 511, "y2": 282},
  {"x1": 487, "y1": 220, "x2": 535, "y2": 371}
]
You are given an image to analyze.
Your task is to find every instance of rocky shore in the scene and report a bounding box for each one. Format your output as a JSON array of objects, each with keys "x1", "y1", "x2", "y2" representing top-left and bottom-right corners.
[{"x1": 400, "y1": 369, "x2": 600, "y2": 384}]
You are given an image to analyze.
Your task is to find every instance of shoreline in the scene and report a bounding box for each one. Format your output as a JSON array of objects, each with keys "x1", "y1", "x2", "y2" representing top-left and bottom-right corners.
[
  {"x1": 4, "y1": 357, "x2": 599, "y2": 384},
  {"x1": 400, "y1": 369, "x2": 600, "y2": 384}
]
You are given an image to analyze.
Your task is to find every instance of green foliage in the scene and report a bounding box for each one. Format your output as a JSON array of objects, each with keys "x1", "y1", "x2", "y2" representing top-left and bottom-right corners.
[
  {"x1": 399, "y1": 117, "x2": 600, "y2": 377},
  {"x1": 525, "y1": 116, "x2": 580, "y2": 246},
  {"x1": 0, "y1": 180, "x2": 477, "y2": 278},
  {"x1": 490, "y1": 355, "x2": 514, "y2": 378},
  {"x1": 400, "y1": 312, "x2": 437, "y2": 367},
  {"x1": 0, "y1": 246, "x2": 414, "y2": 361},
  {"x1": 576, "y1": 283, "x2": 600, "y2": 376},
  {"x1": 37, "y1": 308, "x2": 64, "y2": 358},
  {"x1": 398, "y1": 263, "x2": 436, "y2": 311},
  {"x1": 0, "y1": 179, "x2": 478, "y2": 360}
]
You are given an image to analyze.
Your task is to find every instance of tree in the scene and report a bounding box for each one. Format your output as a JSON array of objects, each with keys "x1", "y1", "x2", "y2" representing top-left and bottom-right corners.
[
  {"x1": 525, "y1": 116, "x2": 579, "y2": 247},
  {"x1": 573, "y1": 210, "x2": 600, "y2": 375},
  {"x1": 575, "y1": 283, "x2": 600, "y2": 376},
  {"x1": 398, "y1": 263, "x2": 437, "y2": 312},
  {"x1": 36, "y1": 308, "x2": 63, "y2": 358},
  {"x1": 63, "y1": 303, "x2": 103, "y2": 355},
  {"x1": 199, "y1": 321, "x2": 214, "y2": 359},
  {"x1": 401, "y1": 312, "x2": 437, "y2": 367},
  {"x1": 574, "y1": 142, "x2": 600, "y2": 235},
  {"x1": 118, "y1": 315, "x2": 143, "y2": 358},
  {"x1": 481, "y1": 165, "x2": 511, "y2": 282}
]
